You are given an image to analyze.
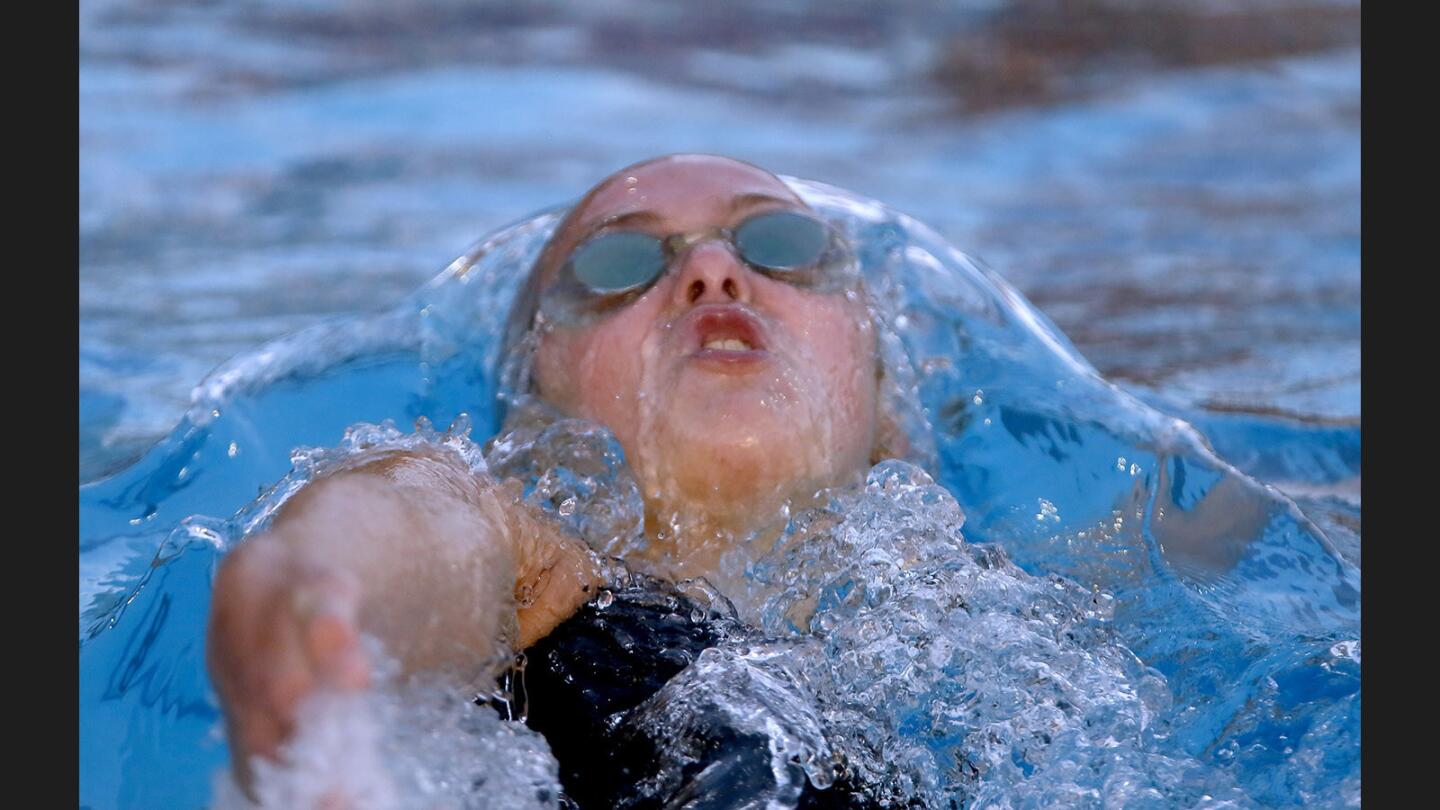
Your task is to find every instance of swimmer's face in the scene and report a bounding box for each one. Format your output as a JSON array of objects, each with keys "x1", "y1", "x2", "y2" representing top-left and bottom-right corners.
[{"x1": 530, "y1": 155, "x2": 880, "y2": 528}]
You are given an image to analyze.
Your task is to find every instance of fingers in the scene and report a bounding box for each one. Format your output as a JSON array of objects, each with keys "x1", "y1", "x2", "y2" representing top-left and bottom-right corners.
[
  {"x1": 230, "y1": 699, "x2": 289, "y2": 763},
  {"x1": 248, "y1": 596, "x2": 312, "y2": 750},
  {"x1": 316, "y1": 790, "x2": 356, "y2": 810},
  {"x1": 260, "y1": 571, "x2": 368, "y2": 720},
  {"x1": 291, "y1": 569, "x2": 369, "y2": 691},
  {"x1": 211, "y1": 549, "x2": 374, "y2": 770},
  {"x1": 306, "y1": 612, "x2": 370, "y2": 691}
]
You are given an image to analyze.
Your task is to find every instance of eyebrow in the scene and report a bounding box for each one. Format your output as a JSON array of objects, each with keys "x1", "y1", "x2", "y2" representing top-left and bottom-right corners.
[
  {"x1": 575, "y1": 209, "x2": 664, "y2": 243},
  {"x1": 727, "y1": 192, "x2": 800, "y2": 213},
  {"x1": 575, "y1": 191, "x2": 800, "y2": 244}
]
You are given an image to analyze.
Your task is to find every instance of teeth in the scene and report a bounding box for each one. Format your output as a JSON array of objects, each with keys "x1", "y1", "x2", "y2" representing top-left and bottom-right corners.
[{"x1": 703, "y1": 338, "x2": 753, "y2": 351}]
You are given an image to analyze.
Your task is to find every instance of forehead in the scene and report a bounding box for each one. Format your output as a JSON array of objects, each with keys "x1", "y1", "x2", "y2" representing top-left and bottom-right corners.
[
  {"x1": 526, "y1": 157, "x2": 809, "y2": 295},
  {"x1": 571, "y1": 157, "x2": 803, "y2": 233}
]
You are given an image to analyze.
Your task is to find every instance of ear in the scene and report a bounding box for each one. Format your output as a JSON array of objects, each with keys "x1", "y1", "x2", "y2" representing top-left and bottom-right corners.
[
  {"x1": 869, "y1": 357, "x2": 910, "y2": 465},
  {"x1": 528, "y1": 329, "x2": 569, "y2": 407},
  {"x1": 870, "y1": 403, "x2": 911, "y2": 466}
]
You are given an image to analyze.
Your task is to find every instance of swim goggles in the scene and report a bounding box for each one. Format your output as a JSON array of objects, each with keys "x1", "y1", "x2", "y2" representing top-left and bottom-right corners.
[{"x1": 538, "y1": 209, "x2": 859, "y2": 325}]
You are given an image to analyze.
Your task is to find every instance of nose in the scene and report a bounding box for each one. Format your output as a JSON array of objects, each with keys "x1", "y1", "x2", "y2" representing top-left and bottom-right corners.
[{"x1": 670, "y1": 240, "x2": 753, "y2": 306}]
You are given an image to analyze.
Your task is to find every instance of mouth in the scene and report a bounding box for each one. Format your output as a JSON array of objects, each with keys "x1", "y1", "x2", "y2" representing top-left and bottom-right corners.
[{"x1": 682, "y1": 305, "x2": 771, "y2": 372}]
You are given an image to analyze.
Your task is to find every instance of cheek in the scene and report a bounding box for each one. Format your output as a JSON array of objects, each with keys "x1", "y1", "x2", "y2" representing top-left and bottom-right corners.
[
  {"x1": 533, "y1": 307, "x2": 656, "y2": 439},
  {"x1": 785, "y1": 296, "x2": 876, "y2": 397},
  {"x1": 780, "y1": 295, "x2": 880, "y2": 446},
  {"x1": 578, "y1": 336, "x2": 641, "y2": 428}
]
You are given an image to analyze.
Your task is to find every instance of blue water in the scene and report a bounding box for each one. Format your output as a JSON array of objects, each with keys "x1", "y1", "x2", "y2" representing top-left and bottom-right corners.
[
  {"x1": 79, "y1": 180, "x2": 1358, "y2": 807},
  {"x1": 80, "y1": 2, "x2": 1358, "y2": 806},
  {"x1": 80, "y1": 1, "x2": 1359, "y2": 481}
]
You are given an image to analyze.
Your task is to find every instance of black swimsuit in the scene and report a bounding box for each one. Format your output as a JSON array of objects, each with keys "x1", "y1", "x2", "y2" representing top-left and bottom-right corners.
[{"x1": 510, "y1": 583, "x2": 879, "y2": 809}]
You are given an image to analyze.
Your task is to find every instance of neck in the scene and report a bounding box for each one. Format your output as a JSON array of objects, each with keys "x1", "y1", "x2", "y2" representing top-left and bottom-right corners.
[{"x1": 629, "y1": 480, "x2": 838, "y2": 582}]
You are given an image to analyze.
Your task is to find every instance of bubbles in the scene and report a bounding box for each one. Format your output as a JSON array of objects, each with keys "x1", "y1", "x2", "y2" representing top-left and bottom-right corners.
[
  {"x1": 694, "y1": 460, "x2": 1250, "y2": 807},
  {"x1": 213, "y1": 645, "x2": 561, "y2": 810},
  {"x1": 80, "y1": 178, "x2": 1357, "y2": 808},
  {"x1": 228, "y1": 416, "x2": 495, "y2": 542},
  {"x1": 612, "y1": 645, "x2": 838, "y2": 807},
  {"x1": 484, "y1": 397, "x2": 647, "y2": 559}
]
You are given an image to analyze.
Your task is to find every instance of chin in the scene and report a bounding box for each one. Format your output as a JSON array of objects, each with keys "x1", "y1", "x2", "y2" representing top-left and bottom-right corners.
[
  {"x1": 642, "y1": 393, "x2": 836, "y2": 517},
  {"x1": 621, "y1": 352, "x2": 876, "y2": 528}
]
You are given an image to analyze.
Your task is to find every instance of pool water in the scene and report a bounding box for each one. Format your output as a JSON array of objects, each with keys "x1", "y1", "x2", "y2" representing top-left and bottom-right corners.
[
  {"x1": 79, "y1": 180, "x2": 1358, "y2": 807},
  {"x1": 80, "y1": 1, "x2": 1360, "y2": 483},
  {"x1": 80, "y1": 2, "x2": 1358, "y2": 806}
]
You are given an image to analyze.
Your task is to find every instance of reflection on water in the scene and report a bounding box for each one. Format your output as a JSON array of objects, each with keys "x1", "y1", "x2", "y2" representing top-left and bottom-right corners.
[
  {"x1": 80, "y1": 178, "x2": 1358, "y2": 807},
  {"x1": 80, "y1": 1, "x2": 1359, "y2": 807},
  {"x1": 80, "y1": 0, "x2": 1359, "y2": 483}
]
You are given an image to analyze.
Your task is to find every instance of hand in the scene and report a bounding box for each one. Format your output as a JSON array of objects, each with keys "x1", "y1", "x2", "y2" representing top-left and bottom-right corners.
[
  {"x1": 207, "y1": 535, "x2": 371, "y2": 790},
  {"x1": 205, "y1": 451, "x2": 599, "y2": 799}
]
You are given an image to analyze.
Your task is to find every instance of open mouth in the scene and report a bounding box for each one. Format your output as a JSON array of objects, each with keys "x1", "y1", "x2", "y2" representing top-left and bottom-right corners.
[
  {"x1": 701, "y1": 337, "x2": 755, "y2": 351},
  {"x1": 683, "y1": 305, "x2": 770, "y2": 369}
]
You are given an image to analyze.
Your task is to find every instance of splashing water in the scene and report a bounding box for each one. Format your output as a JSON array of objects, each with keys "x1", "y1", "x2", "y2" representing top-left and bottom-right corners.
[
  {"x1": 694, "y1": 460, "x2": 1243, "y2": 807},
  {"x1": 78, "y1": 179, "x2": 1358, "y2": 808},
  {"x1": 211, "y1": 645, "x2": 561, "y2": 810}
]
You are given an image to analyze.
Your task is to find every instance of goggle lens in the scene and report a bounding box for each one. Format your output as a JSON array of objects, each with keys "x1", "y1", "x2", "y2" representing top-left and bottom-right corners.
[
  {"x1": 733, "y1": 210, "x2": 831, "y2": 271},
  {"x1": 548, "y1": 210, "x2": 852, "y2": 325},
  {"x1": 568, "y1": 230, "x2": 668, "y2": 294}
]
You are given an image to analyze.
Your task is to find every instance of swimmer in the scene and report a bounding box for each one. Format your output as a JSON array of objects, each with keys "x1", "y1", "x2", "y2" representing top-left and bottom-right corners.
[{"x1": 207, "y1": 154, "x2": 898, "y2": 798}]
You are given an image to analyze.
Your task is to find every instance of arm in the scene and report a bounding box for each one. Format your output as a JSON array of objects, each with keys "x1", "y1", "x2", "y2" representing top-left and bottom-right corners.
[{"x1": 207, "y1": 447, "x2": 598, "y2": 784}]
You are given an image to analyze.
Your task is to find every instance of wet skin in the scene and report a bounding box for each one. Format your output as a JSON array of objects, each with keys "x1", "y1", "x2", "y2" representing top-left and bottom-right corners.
[
  {"x1": 530, "y1": 154, "x2": 880, "y2": 574},
  {"x1": 207, "y1": 155, "x2": 884, "y2": 794}
]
